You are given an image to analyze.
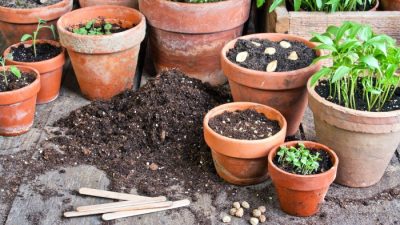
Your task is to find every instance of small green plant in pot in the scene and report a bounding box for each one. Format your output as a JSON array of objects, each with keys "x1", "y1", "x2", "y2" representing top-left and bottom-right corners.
[
  {"x1": 307, "y1": 21, "x2": 400, "y2": 187},
  {"x1": 257, "y1": 0, "x2": 378, "y2": 12}
]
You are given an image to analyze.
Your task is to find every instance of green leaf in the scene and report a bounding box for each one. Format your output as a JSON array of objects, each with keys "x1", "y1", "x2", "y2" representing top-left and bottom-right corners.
[
  {"x1": 314, "y1": 44, "x2": 337, "y2": 52},
  {"x1": 20, "y1": 34, "x2": 33, "y2": 42},
  {"x1": 294, "y1": 0, "x2": 301, "y2": 11},
  {"x1": 257, "y1": 0, "x2": 265, "y2": 8},
  {"x1": 313, "y1": 34, "x2": 334, "y2": 45},
  {"x1": 358, "y1": 26, "x2": 372, "y2": 41},
  {"x1": 331, "y1": 66, "x2": 351, "y2": 83},
  {"x1": 311, "y1": 67, "x2": 332, "y2": 86},
  {"x1": 360, "y1": 55, "x2": 380, "y2": 70},
  {"x1": 9, "y1": 66, "x2": 21, "y2": 78},
  {"x1": 269, "y1": 0, "x2": 284, "y2": 12}
]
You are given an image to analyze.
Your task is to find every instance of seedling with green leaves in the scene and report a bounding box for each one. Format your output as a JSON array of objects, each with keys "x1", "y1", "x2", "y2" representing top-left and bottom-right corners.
[
  {"x1": 20, "y1": 19, "x2": 56, "y2": 58},
  {"x1": 73, "y1": 20, "x2": 113, "y2": 35},
  {"x1": 276, "y1": 143, "x2": 322, "y2": 175},
  {"x1": 0, "y1": 56, "x2": 22, "y2": 86}
]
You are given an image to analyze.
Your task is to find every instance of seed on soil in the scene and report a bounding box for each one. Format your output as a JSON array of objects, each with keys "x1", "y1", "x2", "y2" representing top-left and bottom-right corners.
[
  {"x1": 241, "y1": 201, "x2": 250, "y2": 209},
  {"x1": 222, "y1": 215, "x2": 231, "y2": 223},
  {"x1": 264, "y1": 47, "x2": 276, "y2": 55},
  {"x1": 259, "y1": 215, "x2": 267, "y2": 223},
  {"x1": 235, "y1": 208, "x2": 244, "y2": 218},
  {"x1": 288, "y1": 51, "x2": 299, "y2": 60},
  {"x1": 236, "y1": 51, "x2": 249, "y2": 62},
  {"x1": 252, "y1": 209, "x2": 262, "y2": 217},
  {"x1": 229, "y1": 208, "x2": 237, "y2": 216},
  {"x1": 258, "y1": 206, "x2": 266, "y2": 213},
  {"x1": 149, "y1": 163, "x2": 159, "y2": 171},
  {"x1": 280, "y1": 41, "x2": 291, "y2": 48},
  {"x1": 266, "y1": 60, "x2": 278, "y2": 72},
  {"x1": 233, "y1": 202, "x2": 241, "y2": 209},
  {"x1": 251, "y1": 41, "x2": 261, "y2": 47},
  {"x1": 250, "y1": 217, "x2": 259, "y2": 225}
]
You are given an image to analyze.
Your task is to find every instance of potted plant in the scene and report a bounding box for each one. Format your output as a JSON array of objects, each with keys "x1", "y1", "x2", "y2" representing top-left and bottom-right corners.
[
  {"x1": 259, "y1": 0, "x2": 379, "y2": 12},
  {"x1": 381, "y1": 0, "x2": 400, "y2": 10},
  {"x1": 57, "y1": 5, "x2": 146, "y2": 100},
  {"x1": 220, "y1": 33, "x2": 322, "y2": 136},
  {"x1": 3, "y1": 19, "x2": 65, "y2": 104},
  {"x1": 79, "y1": 0, "x2": 138, "y2": 8},
  {"x1": 308, "y1": 22, "x2": 400, "y2": 187},
  {"x1": 0, "y1": 0, "x2": 73, "y2": 52},
  {"x1": 268, "y1": 141, "x2": 338, "y2": 216},
  {"x1": 203, "y1": 102, "x2": 287, "y2": 185},
  {"x1": 138, "y1": 0, "x2": 251, "y2": 86},
  {"x1": 0, "y1": 58, "x2": 40, "y2": 136}
]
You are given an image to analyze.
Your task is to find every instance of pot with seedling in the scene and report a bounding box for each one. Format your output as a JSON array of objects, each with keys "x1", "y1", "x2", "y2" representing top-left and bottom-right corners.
[
  {"x1": 57, "y1": 5, "x2": 146, "y2": 100},
  {"x1": 79, "y1": 0, "x2": 138, "y2": 8},
  {"x1": 203, "y1": 102, "x2": 287, "y2": 185},
  {"x1": 220, "y1": 33, "x2": 322, "y2": 136},
  {"x1": 308, "y1": 22, "x2": 400, "y2": 187},
  {"x1": 268, "y1": 141, "x2": 338, "y2": 216},
  {"x1": 0, "y1": 57, "x2": 40, "y2": 136},
  {"x1": 4, "y1": 19, "x2": 65, "y2": 104},
  {"x1": 258, "y1": 0, "x2": 379, "y2": 12}
]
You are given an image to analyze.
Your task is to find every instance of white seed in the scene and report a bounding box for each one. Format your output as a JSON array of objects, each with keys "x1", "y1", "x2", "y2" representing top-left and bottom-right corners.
[
  {"x1": 264, "y1": 47, "x2": 276, "y2": 55},
  {"x1": 222, "y1": 215, "x2": 231, "y2": 223},
  {"x1": 258, "y1": 206, "x2": 266, "y2": 213},
  {"x1": 236, "y1": 51, "x2": 249, "y2": 63},
  {"x1": 266, "y1": 60, "x2": 278, "y2": 72},
  {"x1": 259, "y1": 215, "x2": 267, "y2": 223},
  {"x1": 229, "y1": 208, "x2": 237, "y2": 216},
  {"x1": 251, "y1": 41, "x2": 262, "y2": 47},
  {"x1": 235, "y1": 208, "x2": 244, "y2": 218},
  {"x1": 288, "y1": 51, "x2": 299, "y2": 60},
  {"x1": 280, "y1": 41, "x2": 291, "y2": 48},
  {"x1": 250, "y1": 217, "x2": 259, "y2": 225},
  {"x1": 241, "y1": 201, "x2": 250, "y2": 209},
  {"x1": 233, "y1": 202, "x2": 241, "y2": 209},
  {"x1": 253, "y1": 209, "x2": 262, "y2": 217}
]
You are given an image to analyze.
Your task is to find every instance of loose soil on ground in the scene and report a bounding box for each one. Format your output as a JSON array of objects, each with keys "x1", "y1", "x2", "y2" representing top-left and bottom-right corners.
[
  {"x1": 11, "y1": 43, "x2": 62, "y2": 62},
  {"x1": 0, "y1": 71, "x2": 36, "y2": 92},
  {"x1": 0, "y1": 0, "x2": 62, "y2": 8}
]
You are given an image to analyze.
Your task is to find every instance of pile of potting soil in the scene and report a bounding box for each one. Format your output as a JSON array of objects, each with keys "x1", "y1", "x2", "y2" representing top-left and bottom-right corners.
[
  {"x1": 0, "y1": 0, "x2": 62, "y2": 8},
  {"x1": 42, "y1": 69, "x2": 232, "y2": 198}
]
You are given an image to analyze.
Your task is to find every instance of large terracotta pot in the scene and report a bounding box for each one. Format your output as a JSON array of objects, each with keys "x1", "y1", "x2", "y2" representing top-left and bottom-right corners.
[
  {"x1": 307, "y1": 79, "x2": 400, "y2": 187},
  {"x1": 57, "y1": 5, "x2": 146, "y2": 101},
  {"x1": 0, "y1": 0, "x2": 73, "y2": 52},
  {"x1": 79, "y1": 0, "x2": 138, "y2": 8},
  {"x1": 204, "y1": 102, "x2": 287, "y2": 185},
  {"x1": 0, "y1": 66, "x2": 40, "y2": 136},
  {"x1": 268, "y1": 141, "x2": 338, "y2": 217},
  {"x1": 221, "y1": 33, "x2": 322, "y2": 136},
  {"x1": 4, "y1": 40, "x2": 65, "y2": 104},
  {"x1": 380, "y1": 0, "x2": 400, "y2": 10},
  {"x1": 139, "y1": 0, "x2": 251, "y2": 86}
]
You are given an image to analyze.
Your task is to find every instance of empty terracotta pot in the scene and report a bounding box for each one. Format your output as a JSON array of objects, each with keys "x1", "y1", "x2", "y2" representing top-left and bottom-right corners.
[
  {"x1": 381, "y1": 0, "x2": 400, "y2": 10},
  {"x1": 0, "y1": 0, "x2": 73, "y2": 52},
  {"x1": 139, "y1": 0, "x2": 251, "y2": 86},
  {"x1": 307, "y1": 79, "x2": 400, "y2": 187},
  {"x1": 268, "y1": 141, "x2": 338, "y2": 217},
  {"x1": 4, "y1": 40, "x2": 65, "y2": 104},
  {"x1": 204, "y1": 102, "x2": 287, "y2": 185},
  {"x1": 0, "y1": 66, "x2": 40, "y2": 136},
  {"x1": 57, "y1": 5, "x2": 146, "y2": 100},
  {"x1": 221, "y1": 33, "x2": 322, "y2": 136},
  {"x1": 79, "y1": 0, "x2": 138, "y2": 8}
]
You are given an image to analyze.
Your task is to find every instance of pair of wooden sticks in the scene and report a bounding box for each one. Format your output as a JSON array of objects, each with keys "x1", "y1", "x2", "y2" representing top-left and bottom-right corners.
[{"x1": 64, "y1": 188, "x2": 190, "y2": 221}]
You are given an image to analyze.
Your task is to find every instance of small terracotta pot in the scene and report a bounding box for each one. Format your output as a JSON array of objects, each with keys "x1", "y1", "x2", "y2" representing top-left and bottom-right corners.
[
  {"x1": 380, "y1": 0, "x2": 400, "y2": 10},
  {"x1": 307, "y1": 79, "x2": 400, "y2": 187},
  {"x1": 221, "y1": 33, "x2": 322, "y2": 136},
  {"x1": 139, "y1": 0, "x2": 251, "y2": 86},
  {"x1": 268, "y1": 141, "x2": 338, "y2": 217},
  {"x1": 204, "y1": 102, "x2": 287, "y2": 185},
  {"x1": 57, "y1": 5, "x2": 146, "y2": 100},
  {"x1": 4, "y1": 40, "x2": 65, "y2": 104},
  {"x1": 0, "y1": 0, "x2": 73, "y2": 52},
  {"x1": 0, "y1": 66, "x2": 40, "y2": 136},
  {"x1": 79, "y1": 0, "x2": 138, "y2": 8}
]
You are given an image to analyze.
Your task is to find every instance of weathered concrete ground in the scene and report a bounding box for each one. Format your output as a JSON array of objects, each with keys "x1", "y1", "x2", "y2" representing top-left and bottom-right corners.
[{"x1": 1, "y1": 64, "x2": 399, "y2": 225}]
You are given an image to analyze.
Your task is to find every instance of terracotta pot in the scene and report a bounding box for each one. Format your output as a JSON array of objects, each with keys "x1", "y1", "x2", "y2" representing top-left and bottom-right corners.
[
  {"x1": 79, "y1": 0, "x2": 138, "y2": 8},
  {"x1": 307, "y1": 79, "x2": 400, "y2": 187},
  {"x1": 221, "y1": 33, "x2": 322, "y2": 136},
  {"x1": 139, "y1": 0, "x2": 251, "y2": 86},
  {"x1": 0, "y1": 0, "x2": 73, "y2": 52},
  {"x1": 203, "y1": 102, "x2": 287, "y2": 185},
  {"x1": 0, "y1": 66, "x2": 40, "y2": 136},
  {"x1": 4, "y1": 40, "x2": 65, "y2": 104},
  {"x1": 268, "y1": 141, "x2": 338, "y2": 216},
  {"x1": 57, "y1": 5, "x2": 146, "y2": 100},
  {"x1": 380, "y1": 0, "x2": 400, "y2": 10}
]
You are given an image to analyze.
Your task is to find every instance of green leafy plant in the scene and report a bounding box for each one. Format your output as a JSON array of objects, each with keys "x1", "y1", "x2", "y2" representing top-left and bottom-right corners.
[
  {"x1": 0, "y1": 57, "x2": 22, "y2": 86},
  {"x1": 20, "y1": 19, "x2": 56, "y2": 58},
  {"x1": 310, "y1": 22, "x2": 400, "y2": 111},
  {"x1": 277, "y1": 143, "x2": 321, "y2": 175},
  {"x1": 73, "y1": 20, "x2": 113, "y2": 36}
]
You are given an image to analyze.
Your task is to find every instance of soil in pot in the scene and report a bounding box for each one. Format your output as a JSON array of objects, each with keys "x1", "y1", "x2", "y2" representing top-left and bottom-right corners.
[
  {"x1": 0, "y1": 71, "x2": 36, "y2": 92},
  {"x1": 208, "y1": 109, "x2": 280, "y2": 140},
  {"x1": 0, "y1": 0, "x2": 62, "y2": 8},
  {"x1": 10, "y1": 43, "x2": 62, "y2": 62},
  {"x1": 67, "y1": 19, "x2": 131, "y2": 35},
  {"x1": 226, "y1": 38, "x2": 316, "y2": 72}
]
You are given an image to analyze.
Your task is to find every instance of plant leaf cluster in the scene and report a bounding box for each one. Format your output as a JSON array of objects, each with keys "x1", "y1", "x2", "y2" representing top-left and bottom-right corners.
[
  {"x1": 277, "y1": 143, "x2": 321, "y2": 175},
  {"x1": 73, "y1": 20, "x2": 113, "y2": 35},
  {"x1": 20, "y1": 19, "x2": 56, "y2": 57},
  {"x1": 0, "y1": 57, "x2": 22, "y2": 86}
]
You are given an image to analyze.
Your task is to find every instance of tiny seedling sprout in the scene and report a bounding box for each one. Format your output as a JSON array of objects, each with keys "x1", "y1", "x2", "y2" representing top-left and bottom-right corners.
[
  {"x1": 0, "y1": 56, "x2": 22, "y2": 86},
  {"x1": 73, "y1": 20, "x2": 114, "y2": 35},
  {"x1": 277, "y1": 143, "x2": 322, "y2": 175},
  {"x1": 20, "y1": 19, "x2": 56, "y2": 58}
]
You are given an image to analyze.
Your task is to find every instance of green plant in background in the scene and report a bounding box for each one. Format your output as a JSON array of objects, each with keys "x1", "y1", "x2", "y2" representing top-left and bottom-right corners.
[
  {"x1": 277, "y1": 143, "x2": 321, "y2": 175},
  {"x1": 0, "y1": 57, "x2": 21, "y2": 86},
  {"x1": 20, "y1": 19, "x2": 56, "y2": 58},
  {"x1": 73, "y1": 20, "x2": 113, "y2": 36},
  {"x1": 310, "y1": 22, "x2": 400, "y2": 111}
]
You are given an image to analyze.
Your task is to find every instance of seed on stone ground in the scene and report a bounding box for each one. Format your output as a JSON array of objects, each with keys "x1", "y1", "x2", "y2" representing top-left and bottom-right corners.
[
  {"x1": 229, "y1": 208, "x2": 237, "y2": 216},
  {"x1": 236, "y1": 51, "x2": 249, "y2": 62},
  {"x1": 241, "y1": 201, "x2": 250, "y2": 209},
  {"x1": 235, "y1": 208, "x2": 244, "y2": 218},
  {"x1": 280, "y1": 41, "x2": 291, "y2": 48},
  {"x1": 251, "y1": 41, "x2": 262, "y2": 47},
  {"x1": 266, "y1": 60, "x2": 278, "y2": 72},
  {"x1": 253, "y1": 209, "x2": 262, "y2": 217},
  {"x1": 264, "y1": 47, "x2": 276, "y2": 55},
  {"x1": 222, "y1": 215, "x2": 231, "y2": 223},
  {"x1": 259, "y1": 215, "x2": 267, "y2": 223},
  {"x1": 233, "y1": 202, "x2": 241, "y2": 209},
  {"x1": 250, "y1": 217, "x2": 259, "y2": 225},
  {"x1": 258, "y1": 206, "x2": 266, "y2": 213},
  {"x1": 288, "y1": 51, "x2": 298, "y2": 60}
]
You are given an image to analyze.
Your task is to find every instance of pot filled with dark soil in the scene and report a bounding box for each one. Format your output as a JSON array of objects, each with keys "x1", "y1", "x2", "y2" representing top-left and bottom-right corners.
[
  {"x1": 79, "y1": 0, "x2": 138, "y2": 8},
  {"x1": 0, "y1": 0, "x2": 73, "y2": 52},
  {"x1": 221, "y1": 33, "x2": 322, "y2": 136},
  {"x1": 268, "y1": 141, "x2": 338, "y2": 216},
  {"x1": 0, "y1": 65, "x2": 40, "y2": 136},
  {"x1": 139, "y1": 0, "x2": 251, "y2": 86},
  {"x1": 57, "y1": 5, "x2": 146, "y2": 100},
  {"x1": 204, "y1": 102, "x2": 287, "y2": 185}
]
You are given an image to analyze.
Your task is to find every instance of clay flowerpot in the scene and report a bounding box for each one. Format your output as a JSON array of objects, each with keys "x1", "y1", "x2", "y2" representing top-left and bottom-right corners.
[
  {"x1": 381, "y1": 0, "x2": 400, "y2": 10},
  {"x1": 221, "y1": 33, "x2": 322, "y2": 136},
  {"x1": 268, "y1": 141, "x2": 338, "y2": 216},
  {"x1": 307, "y1": 79, "x2": 400, "y2": 187},
  {"x1": 0, "y1": 0, "x2": 73, "y2": 52},
  {"x1": 4, "y1": 40, "x2": 65, "y2": 104},
  {"x1": 139, "y1": 0, "x2": 251, "y2": 86},
  {"x1": 203, "y1": 102, "x2": 287, "y2": 185},
  {"x1": 79, "y1": 0, "x2": 138, "y2": 8},
  {"x1": 57, "y1": 5, "x2": 146, "y2": 100},
  {"x1": 0, "y1": 66, "x2": 40, "y2": 136}
]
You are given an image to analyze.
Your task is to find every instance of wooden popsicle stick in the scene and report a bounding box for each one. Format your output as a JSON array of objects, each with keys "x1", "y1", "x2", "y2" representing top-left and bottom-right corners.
[
  {"x1": 102, "y1": 199, "x2": 191, "y2": 221},
  {"x1": 64, "y1": 201, "x2": 173, "y2": 218},
  {"x1": 77, "y1": 198, "x2": 166, "y2": 212},
  {"x1": 78, "y1": 188, "x2": 167, "y2": 201}
]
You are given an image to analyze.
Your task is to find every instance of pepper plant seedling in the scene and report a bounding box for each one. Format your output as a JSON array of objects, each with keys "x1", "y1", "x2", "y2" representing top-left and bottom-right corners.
[
  {"x1": 20, "y1": 19, "x2": 56, "y2": 58},
  {"x1": 73, "y1": 20, "x2": 113, "y2": 35},
  {"x1": 277, "y1": 143, "x2": 322, "y2": 175},
  {"x1": 0, "y1": 56, "x2": 22, "y2": 86}
]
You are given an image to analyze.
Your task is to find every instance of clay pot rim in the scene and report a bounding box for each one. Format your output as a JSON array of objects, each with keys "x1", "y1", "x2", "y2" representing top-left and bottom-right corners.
[
  {"x1": 221, "y1": 33, "x2": 323, "y2": 78},
  {"x1": 268, "y1": 140, "x2": 339, "y2": 179},
  {"x1": 156, "y1": 0, "x2": 238, "y2": 7},
  {"x1": 307, "y1": 78, "x2": 400, "y2": 118},
  {"x1": 203, "y1": 102, "x2": 287, "y2": 144}
]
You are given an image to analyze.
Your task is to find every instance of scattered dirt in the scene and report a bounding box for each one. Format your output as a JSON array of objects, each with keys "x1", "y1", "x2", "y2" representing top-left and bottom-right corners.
[
  {"x1": 11, "y1": 43, "x2": 62, "y2": 62},
  {"x1": 0, "y1": 0, "x2": 62, "y2": 8},
  {"x1": 0, "y1": 71, "x2": 36, "y2": 92},
  {"x1": 226, "y1": 38, "x2": 316, "y2": 72},
  {"x1": 208, "y1": 109, "x2": 281, "y2": 140}
]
